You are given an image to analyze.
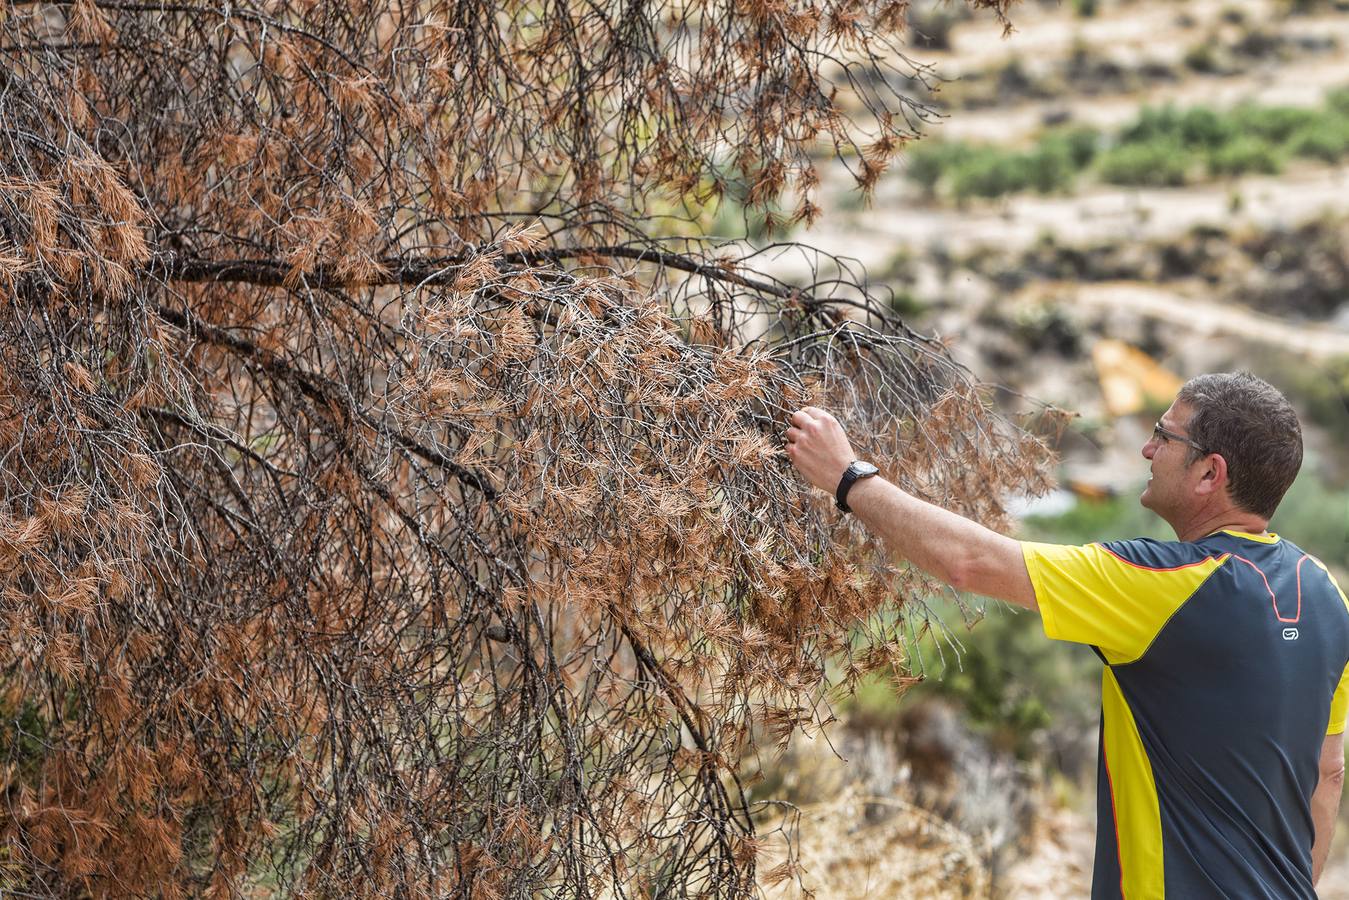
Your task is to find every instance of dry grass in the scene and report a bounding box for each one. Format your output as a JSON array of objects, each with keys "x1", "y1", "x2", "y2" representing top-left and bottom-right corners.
[{"x1": 761, "y1": 789, "x2": 990, "y2": 900}]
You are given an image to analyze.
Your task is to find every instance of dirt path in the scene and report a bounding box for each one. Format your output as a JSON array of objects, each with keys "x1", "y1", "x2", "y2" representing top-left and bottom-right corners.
[
  {"x1": 1024, "y1": 280, "x2": 1349, "y2": 360},
  {"x1": 941, "y1": 0, "x2": 1244, "y2": 64}
]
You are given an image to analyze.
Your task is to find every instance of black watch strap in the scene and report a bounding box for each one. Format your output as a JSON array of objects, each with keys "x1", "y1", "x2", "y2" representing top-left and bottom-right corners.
[{"x1": 836, "y1": 461, "x2": 879, "y2": 513}]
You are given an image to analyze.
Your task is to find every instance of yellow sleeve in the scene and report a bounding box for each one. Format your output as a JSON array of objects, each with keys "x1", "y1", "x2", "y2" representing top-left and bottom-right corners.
[
  {"x1": 1313, "y1": 558, "x2": 1349, "y2": 735},
  {"x1": 1021, "y1": 541, "x2": 1228, "y2": 665},
  {"x1": 1329, "y1": 662, "x2": 1349, "y2": 736}
]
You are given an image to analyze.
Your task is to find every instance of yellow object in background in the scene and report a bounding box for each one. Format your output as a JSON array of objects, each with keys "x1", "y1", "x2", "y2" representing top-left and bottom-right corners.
[{"x1": 1092, "y1": 339, "x2": 1185, "y2": 418}]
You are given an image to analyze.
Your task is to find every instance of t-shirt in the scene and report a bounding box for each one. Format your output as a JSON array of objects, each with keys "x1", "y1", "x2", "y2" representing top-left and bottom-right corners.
[{"x1": 1022, "y1": 530, "x2": 1349, "y2": 899}]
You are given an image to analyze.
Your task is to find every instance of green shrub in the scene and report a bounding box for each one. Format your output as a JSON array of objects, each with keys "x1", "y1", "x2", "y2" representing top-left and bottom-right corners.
[
  {"x1": 1328, "y1": 86, "x2": 1349, "y2": 117},
  {"x1": 904, "y1": 140, "x2": 954, "y2": 195},
  {"x1": 1206, "y1": 135, "x2": 1284, "y2": 176},
  {"x1": 1179, "y1": 106, "x2": 1237, "y2": 148},
  {"x1": 887, "y1": 289, "x2": 927, "y2": 318},
  {"x1": 879, "y1": 245, "x2": 918, "y2": 282},
  {"x1": 1022, "y1": 490, "x2": 1174, "y2": 545},
  {"x1": 1231, "y1": 103, "x2": 1321, "y2": 143},
  {"x1": 949, "y1": 148, "x2": 1028, "y2": 200},
  {"x1": 1272, "y1": 473, "x2": 1349, "y2": 574},
  {"x1": 908, "y1": 136, "x2": 1083, "y2": 202},
  {"x1": 904, "y1": 94, "x2": 1349, "y2": 204},
  {"x1": 1118, "y1": 104, "x2": 1237, "y2": 151},
  {"x1": 921, "y1": 610, "x2": 1054, "y2": 746},
  {"x1": 1098, "y1": 138, "x2": 1191, "y2": 186},
  {"x1": 1023, "y1": 141, "x2": 1076, "y2": 194},
  {"x1": 1063, "y1": 125, "x2": 1102, "y2": 167},
  {"x1": 894, "y1": 594, "x2": 1100, "y2": 763},
  {"x1": 1038, "y1": 126, "x2": 1100, "y2": 172},
  {"x1": 1119, "y1": 105, "x2": 1184, "y2": 145},
  {"x1": 1288, "y1": 118, "x2": 1349, "y2": 162},
  {"x1": 1277, "y1": 0, "x2": 1334, "y2": 15}
]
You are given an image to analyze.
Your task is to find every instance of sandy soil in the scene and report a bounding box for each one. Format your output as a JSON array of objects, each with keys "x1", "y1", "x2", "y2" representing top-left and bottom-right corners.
[{"x1": 1025, "y1": 280, "x2": 1349, "y2": 360}]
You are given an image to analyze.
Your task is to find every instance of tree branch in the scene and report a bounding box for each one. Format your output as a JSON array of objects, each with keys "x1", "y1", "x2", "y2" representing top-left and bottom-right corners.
[{"x1": 152, "y1": 303, "x2": 499, "y2": 501}]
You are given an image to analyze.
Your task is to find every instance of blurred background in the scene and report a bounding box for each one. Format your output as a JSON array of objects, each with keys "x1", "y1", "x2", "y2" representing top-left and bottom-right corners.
[{"x1": 748, "y1": 0, "x2": 1349, "y2": 895}]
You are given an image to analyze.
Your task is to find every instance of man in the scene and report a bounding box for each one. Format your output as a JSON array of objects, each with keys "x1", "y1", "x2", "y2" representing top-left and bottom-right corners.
[{"x1": 785, "y1": 372, "x2": 1349, "y2": 898}]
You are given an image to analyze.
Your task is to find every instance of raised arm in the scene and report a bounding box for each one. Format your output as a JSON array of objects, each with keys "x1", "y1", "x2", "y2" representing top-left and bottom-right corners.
[{"x1": 784, "y1": 407, "x2": 1037, "y2": 611}]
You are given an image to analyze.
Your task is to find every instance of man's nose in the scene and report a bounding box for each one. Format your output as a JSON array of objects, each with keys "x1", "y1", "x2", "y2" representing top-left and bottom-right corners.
[{"x1": 1142, "y1": 440, "x2": 1156, "y2": 460}]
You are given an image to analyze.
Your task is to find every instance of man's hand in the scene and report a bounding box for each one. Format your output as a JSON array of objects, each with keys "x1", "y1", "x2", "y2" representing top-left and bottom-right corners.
[{"x1": 784, "y1": 406, "x2": 856, "y2": 496}]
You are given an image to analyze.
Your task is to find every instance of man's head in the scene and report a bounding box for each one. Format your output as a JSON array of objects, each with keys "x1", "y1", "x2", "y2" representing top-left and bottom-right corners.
[{"x1": 1140, "y1": 372, "x2": 1302, "y2": 525}]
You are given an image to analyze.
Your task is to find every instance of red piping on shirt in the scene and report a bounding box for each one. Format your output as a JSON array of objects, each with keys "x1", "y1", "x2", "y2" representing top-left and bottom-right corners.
[
  {"x1": 1097, "y1": 543, "x2": 1225, "y2": 573},
  {"x1": 1297, "y1": 555, "x2": 1312, "y2": 624},
  {"x1": 1230, "y1": 554, "x2": 1306, "y2": 624}
]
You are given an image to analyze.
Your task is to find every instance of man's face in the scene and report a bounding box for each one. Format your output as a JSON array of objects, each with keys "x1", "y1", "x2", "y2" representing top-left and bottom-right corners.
[{"x1": 1140, "y1": 400, "x2": 1201, "y2": 518}]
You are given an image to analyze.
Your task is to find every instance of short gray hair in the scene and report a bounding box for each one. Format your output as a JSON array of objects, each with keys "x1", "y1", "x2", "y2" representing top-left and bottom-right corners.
[{"x1": 1176, "y1": 372, "x2": 1302, "y2": 520}]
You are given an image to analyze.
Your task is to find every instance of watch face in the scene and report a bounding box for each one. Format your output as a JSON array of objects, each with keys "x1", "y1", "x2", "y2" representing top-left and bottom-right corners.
[{"x1": 853, "y1": 461, "x2": 879, "y2": 477}]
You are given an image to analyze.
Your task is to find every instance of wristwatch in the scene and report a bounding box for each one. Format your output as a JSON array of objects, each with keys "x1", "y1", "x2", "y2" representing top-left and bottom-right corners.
[{"x1": 835, "y1": 460, "x2": 880, "y2": 514}]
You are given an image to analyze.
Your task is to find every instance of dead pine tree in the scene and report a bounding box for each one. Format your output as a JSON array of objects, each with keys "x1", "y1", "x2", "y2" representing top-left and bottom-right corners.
[{"x1": 0, "y1": 0, "x2": 1052, "y2": 896}]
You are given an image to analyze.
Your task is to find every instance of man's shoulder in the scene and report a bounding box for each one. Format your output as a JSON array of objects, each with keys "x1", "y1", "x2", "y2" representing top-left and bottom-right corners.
[
  {"x1": 1196, "y1": 530, "x2": 1317, "y2": 566},
  {"x1": 1093, "y1": 536, "x2": 1225, "y2": 572},
  {"x1": 1192, "y1": 532, "x2": 1349, "y2": 610}
]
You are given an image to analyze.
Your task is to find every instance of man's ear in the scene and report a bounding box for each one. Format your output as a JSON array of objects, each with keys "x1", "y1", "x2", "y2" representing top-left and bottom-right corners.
[{"x1": 1195, "y1": 453, "x2": 1228, "y2": 497}]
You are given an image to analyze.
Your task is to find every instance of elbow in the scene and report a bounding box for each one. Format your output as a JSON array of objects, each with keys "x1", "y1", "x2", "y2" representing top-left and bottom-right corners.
[
  {"x1": 945, "y1": 555, "x2": 978, "y2": 594},
  {"x1": 945, "y1": 544, "x2": 1039, "y2": 612},
  {"x1": 1321, "y1": 764, "x2": 1346, "y2": 789}
]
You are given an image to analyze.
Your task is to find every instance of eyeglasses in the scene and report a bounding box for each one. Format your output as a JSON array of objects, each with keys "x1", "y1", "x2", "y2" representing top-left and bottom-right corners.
[{"x1": 1153, "y1": 421, "x2": 1209, "y2": 456}]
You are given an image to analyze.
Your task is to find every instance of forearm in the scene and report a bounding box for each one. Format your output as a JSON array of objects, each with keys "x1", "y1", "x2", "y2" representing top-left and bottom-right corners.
[
  {"x1": 845, "y1": 477, "x2": 983, "y2": 581},
  {"x1": 781, "y1": 406, "x2": 1035, "y2": 609},
  {"x1": 844, "y1": 476, "x2": 1035, "y2": 609},
  {"x1": 1312, "y1": 764, "x2": 1344, "y2": 885}
]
